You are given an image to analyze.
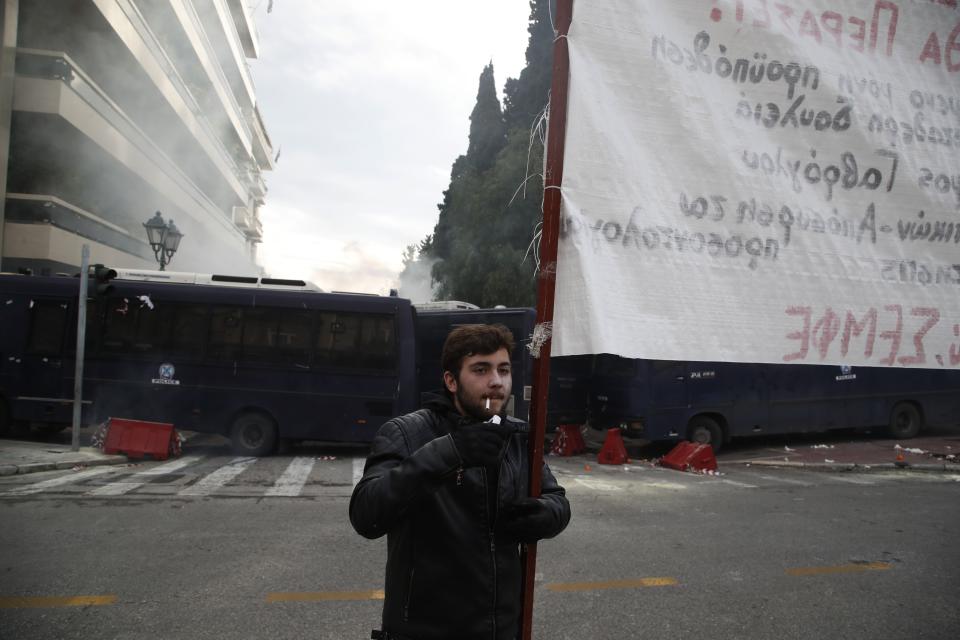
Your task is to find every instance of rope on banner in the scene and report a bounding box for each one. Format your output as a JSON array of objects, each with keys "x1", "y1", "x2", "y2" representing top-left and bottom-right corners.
[
  {"x1": 519, "y1": 104, "x2": 550, "y2": 273},
  {"x1": 525, "y1": 186, "x2": 565, "y2": 272}
]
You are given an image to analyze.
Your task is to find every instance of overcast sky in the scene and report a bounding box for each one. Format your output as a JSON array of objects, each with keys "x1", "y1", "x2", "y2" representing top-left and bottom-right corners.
[{"x1": 248, "y1": 2, "x2": 532, "y2": 294}]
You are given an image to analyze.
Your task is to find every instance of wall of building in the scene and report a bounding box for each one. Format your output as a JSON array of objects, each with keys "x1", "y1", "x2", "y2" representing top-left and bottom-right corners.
[
  {"x1": 1, "y1": 0, "x2": 272, "y2": 275},
  {"x1": 0, "y1": 0, "x2": 19, "y2": 271}
]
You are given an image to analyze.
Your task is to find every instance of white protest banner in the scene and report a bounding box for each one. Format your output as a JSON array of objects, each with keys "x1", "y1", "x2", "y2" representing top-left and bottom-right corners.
[{"x1": 553, "y1": 0, "x2": 960, "y2": 369}]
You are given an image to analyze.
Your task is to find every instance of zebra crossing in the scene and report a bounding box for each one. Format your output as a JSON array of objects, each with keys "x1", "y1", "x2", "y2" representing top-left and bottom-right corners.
[
  {"x1": 86, "y1": 455, "x2": 203, "y2": 496},
  {"x1": 1, "y1": 453, "x2": 957, "y2": 500}
]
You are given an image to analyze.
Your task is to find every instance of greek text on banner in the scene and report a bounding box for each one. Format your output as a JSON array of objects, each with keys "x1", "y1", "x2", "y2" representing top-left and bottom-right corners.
[{"x1": 553, "y1": 0, "x2": 960, "y2": 369}]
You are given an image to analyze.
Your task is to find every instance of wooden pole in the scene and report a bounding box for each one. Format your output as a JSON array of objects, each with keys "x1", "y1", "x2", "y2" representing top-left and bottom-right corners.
[{"x1": 520, "y1": 1, "x2": 573, "y2": 638}]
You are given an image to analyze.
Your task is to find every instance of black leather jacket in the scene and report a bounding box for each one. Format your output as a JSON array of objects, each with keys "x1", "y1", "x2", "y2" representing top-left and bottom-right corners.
[{"x1": 349, "y1": 393, "x2": 571, "y2": 640}]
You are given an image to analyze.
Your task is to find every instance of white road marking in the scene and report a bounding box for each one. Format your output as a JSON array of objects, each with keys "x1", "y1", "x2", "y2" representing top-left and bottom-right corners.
[
  {"x1": 718, "y1": 479, "x2": 759, "y2": 488},
  {"x1": 573, "y1": 477, "x2": 623, "y2": 492},
  {"x1": 178, "y1": 457, "x2": 257, "y2": 496},
  {"x1": 5, "y1": 467, "x2": 116, "y2": 495},
  {"x1": 740, "y1": 472, "x2": 814, "y2": 487},
  {"x1": 86, "y1": 456, "x2": 203, "y2": 496},
  {"x1": 645, "y1": 481, "x2": 691, "y2": 490},
  {"x1": 266, "y1": 457, "x2": 316, "y2": 497},
  {"x1": 352, "y1": 457, "x2": 365, "y2": 487},
  {"x1": 824, "y1": 474, "x2": 876, "y2": 485}
]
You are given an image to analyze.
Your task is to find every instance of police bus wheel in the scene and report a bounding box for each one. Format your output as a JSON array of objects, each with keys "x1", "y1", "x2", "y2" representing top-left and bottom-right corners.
[
  {"x1": 887, "y1": 402, "x2": 922, "y2": 439},
  {"x1": 687, "y1": 416, "x2": 723, "y2": 453},
  {"x1": 230, "y1": 412, "x2": 278, "y2": 456}
]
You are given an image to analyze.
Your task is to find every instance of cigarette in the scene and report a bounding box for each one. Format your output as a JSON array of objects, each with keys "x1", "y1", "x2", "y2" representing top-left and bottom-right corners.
[{"x1": 485, "y1": 397, "x2": 490, "y2": 410}]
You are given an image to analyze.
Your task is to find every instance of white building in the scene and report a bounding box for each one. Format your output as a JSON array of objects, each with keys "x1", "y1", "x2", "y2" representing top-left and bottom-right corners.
[{"x1": 0, "y1": 0, "x2": 273, "y2": 275}]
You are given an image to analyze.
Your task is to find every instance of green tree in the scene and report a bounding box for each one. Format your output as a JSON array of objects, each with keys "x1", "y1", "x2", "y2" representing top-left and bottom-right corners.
[
  {"x1": 414, "y1": 0, "x2": 556, "y2": 308},
  {"x1": 503, "y1": 0, "x2": 556, "y2": 131},
  {"x1": 466, "y1": 63, "x2": 507, "y2": 173}
]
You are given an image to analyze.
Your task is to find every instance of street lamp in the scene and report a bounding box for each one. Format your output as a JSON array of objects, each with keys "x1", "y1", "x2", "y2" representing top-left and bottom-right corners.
[{"x1": 143, "y1": 211, "x2": 183, "y2": 271}]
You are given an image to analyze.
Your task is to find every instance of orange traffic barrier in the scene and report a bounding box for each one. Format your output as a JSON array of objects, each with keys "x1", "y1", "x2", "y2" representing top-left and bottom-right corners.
[
  {"x1": 103, "y1": 418, "x2": 176, "y2": 460},
  {"x1": 597, "y1": 428, "x2": 629, "y2": 465},
  {"x1": 659, "y1": 441, "x2": 718, "y2": 472}
]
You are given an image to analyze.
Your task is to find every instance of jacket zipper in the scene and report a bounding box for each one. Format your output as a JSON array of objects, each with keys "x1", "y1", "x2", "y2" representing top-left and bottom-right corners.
[
  {"x1": 486, "y1": 466, "x2": 498, "y2": 638},
  {"x1": 402, "y1": 568, "x2": 415, "y2": 622}
]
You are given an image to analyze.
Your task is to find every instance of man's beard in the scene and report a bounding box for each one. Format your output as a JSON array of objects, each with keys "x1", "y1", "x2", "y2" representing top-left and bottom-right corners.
[{"x1": 455, "y1": 387, "x2": 504, "y2": 421}]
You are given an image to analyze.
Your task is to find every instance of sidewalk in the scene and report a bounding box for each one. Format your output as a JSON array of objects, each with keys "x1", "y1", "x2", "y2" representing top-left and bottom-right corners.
[
  {"x1": 716, "y1": 431, "x2": 960, "y2": 471},
  {"x1": 580, "y1": 426, "x2": 960, "y2": 472},
  {"x1": 0, "y1": 438, "x2": 127, "y2": 476}
]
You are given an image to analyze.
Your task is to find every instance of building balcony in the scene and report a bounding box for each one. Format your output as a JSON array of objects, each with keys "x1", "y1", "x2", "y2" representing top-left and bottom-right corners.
[
  {"x1": 226, "y1": 0, "x2": 260, "y2": 59},
  {"x1": 232, "y1": 205, "x2": 252, "y2": 230},
  {"x1": 207, "y1": 0, "x2": 257, "y2": 108},
  {"x1": 250, "y1": 105, "x2": 274, "y2": 170},
  {"x1": 170, "y1": 0, "x2": 253, "y2": 156},
  {"x1": 249, "y1": 170, "x2": 267, "y2": 201},
  {"x1": 231, "y1": 205, "x2": 262, "y2": 242},
  {"x1": 3, "y1": 193, "x2": 151, "y2": 266},
  {"x1": 247, "y1": 215, "x2": 263, "y2": 242},
  {"x1": 10, "y1": 51, "x2": 250, "y2": 262}
]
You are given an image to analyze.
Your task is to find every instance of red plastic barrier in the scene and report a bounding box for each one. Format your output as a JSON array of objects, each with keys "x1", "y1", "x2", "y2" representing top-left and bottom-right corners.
[
  {"x1": 597, "y1": 428, "x2": 629, "y2": 465},
  {"x1": 103, "y1": 418, "x2": 175, "y2": 460},
  {"x1": 660, "y1": 441, "x2": 717, "y2": 472},
  {"x1": 550, "y1": 424, "x2": 586, "y2": 457}
]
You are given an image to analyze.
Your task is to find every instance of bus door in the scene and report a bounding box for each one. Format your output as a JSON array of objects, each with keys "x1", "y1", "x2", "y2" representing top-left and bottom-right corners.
[
  {"x1": 646, "y1": 360, "x2": 690, "y2": 436},
  {"x1": 767, "y1": 363, "x2": 847, "y2": 433}
]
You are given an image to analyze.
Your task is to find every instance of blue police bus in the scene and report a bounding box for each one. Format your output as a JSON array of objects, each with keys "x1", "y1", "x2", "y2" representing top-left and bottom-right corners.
[
  {"x1": 583, "y1": 354, "x2": 960, "y2": 451},
  {"x1": 0, "y1": 271, "x2": 417, "y2": 455},
  {"x1": 5, "y1": 270, "x2": 953, "y2": 455}
]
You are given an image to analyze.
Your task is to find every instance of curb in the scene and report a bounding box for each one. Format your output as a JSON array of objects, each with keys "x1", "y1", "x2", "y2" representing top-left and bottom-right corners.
[
  {"x1": 728, "y1": 459, "x2": 958, "y2": 473},
  {"x1": 0, "y1": 453, "x2": 128, "y2": 477}
]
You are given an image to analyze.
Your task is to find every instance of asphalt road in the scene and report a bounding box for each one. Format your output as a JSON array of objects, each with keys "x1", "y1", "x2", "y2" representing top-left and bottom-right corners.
[{"x1": 1, "y1": 440, "x2": 959, "y2": 639}]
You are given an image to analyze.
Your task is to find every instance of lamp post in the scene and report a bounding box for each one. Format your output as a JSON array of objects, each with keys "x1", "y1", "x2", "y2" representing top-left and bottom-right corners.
[{"x1": 143, "y1": 211, "x2": 183, "y2": 271}]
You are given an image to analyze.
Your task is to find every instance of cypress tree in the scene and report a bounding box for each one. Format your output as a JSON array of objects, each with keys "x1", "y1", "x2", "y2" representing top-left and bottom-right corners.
[
  {"x1": 503, "y1": 0, "x2": 556, "y2": 131},
  {"x1": 466, "y1": 63, "x2": 507, "y2": 173}
]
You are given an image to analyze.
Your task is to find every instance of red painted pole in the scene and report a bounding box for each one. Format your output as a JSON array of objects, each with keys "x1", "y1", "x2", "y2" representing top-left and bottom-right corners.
[{"x1": 520, "y1": 1, "x2": 573, "y2": 638}]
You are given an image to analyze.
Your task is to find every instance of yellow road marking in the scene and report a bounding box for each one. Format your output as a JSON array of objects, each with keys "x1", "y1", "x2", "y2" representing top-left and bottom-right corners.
[
  {"x1": 786, "y1": 562, "x2": 892, "y2": 576},
  {"x1": 266, "y1": 590, "x2": 385, "y2": 603},
  {"x1": 0, "y1": 595, "x2": 117, "y2": 609},
  {"x1": 545, "y1": 577, "x2": 678, "y2": 592}
]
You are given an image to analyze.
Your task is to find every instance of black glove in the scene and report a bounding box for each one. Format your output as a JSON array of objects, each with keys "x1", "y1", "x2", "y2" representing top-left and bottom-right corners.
[
  {"x1": 450, "y1": 423, "x2": 513, "y2": 468},
  {"x1": 496, "y1": 498, "x2": 555, "y2": 544}
]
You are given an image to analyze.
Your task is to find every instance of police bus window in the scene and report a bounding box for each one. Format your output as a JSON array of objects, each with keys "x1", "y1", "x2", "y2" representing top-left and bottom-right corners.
[
  {"x1": 208, "y1": 307, "x2": 243, "y2": 361},
  {"x1": 277, "y1": 309, "x2": 312, "y2": 366},
  {"x1": 241, "y1": 308, "x2": 277, "y2": 363},
  {"x1": 99, "y1": 299, "x2": 163, "y2": 355},
  {"x1": 27, "y1": 300, "x2": 69, "y2": 355},
  {"x1": 315, "y1": 312, "x2": 395, "y2": 371},
  {"x1": 167, "y1": 305, "x2": 207, "y2": 359},
  {"x1": 101, "y1": 298, "x2": 137, "y2": 352},
  {"x1": 357, "y1": 314, "x2": 396, "y2": 371},
  {"x1": 240, "y1": 308, "x2": 310, "y2": 365}
]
